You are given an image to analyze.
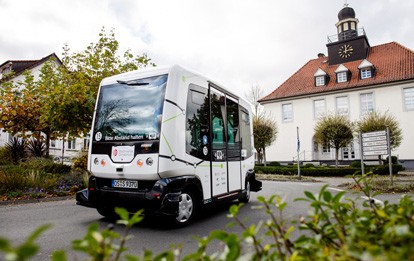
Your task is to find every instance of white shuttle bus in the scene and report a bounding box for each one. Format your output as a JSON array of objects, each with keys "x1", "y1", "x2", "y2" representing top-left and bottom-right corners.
[{"x1": 76, "y1": 65, "x2": 262, "y2": 226}]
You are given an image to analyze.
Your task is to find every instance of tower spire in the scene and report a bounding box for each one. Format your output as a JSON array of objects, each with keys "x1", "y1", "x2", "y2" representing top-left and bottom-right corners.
[{"x1": 344, "y1": 0, "x2": 349, "y2": 7}]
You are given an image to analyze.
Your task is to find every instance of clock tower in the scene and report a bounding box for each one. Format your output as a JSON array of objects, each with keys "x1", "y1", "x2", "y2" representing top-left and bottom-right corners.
[{"x1": 326, "y1": 4, "x2": 370, "y2": 65}]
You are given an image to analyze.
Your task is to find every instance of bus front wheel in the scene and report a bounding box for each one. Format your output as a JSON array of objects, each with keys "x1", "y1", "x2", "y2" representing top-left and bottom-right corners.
[
  {"x1": 239, "y1": 181, "x2": 251, "y2": 203},
  {"x1": 172, "y1": 190, "x2": 197, "y2": 226}
]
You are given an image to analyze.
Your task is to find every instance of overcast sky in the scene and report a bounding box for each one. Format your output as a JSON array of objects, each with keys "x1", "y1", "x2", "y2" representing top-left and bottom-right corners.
[{"x1": 0, "y1": 0, "x2": 413, "y2": 99}]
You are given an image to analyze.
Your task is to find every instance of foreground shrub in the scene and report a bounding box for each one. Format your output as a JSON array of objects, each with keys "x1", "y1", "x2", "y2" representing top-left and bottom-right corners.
[
  {"x1": 1, "y1": 175, "x2": 413, "y2": 260},
  {"x1": 0, "y1": 146, "x2": 13, "y2": 165},
  {"x1": 19, "y1": 158, "x2": 71, "y2": 175}
]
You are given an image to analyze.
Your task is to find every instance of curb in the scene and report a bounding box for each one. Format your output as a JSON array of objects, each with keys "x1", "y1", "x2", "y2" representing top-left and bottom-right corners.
[{"x1": 0, "y1": 195, "x2": 75, "y2": 206}]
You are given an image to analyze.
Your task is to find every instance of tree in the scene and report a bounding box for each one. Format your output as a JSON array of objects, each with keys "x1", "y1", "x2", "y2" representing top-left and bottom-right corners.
[
  {"x1": 0, "y1": 27, "x2": 154, "y2": 159},
  {"x1": 357, "y1": 111, "x2": 403, "y2": 164},
  {"x1": 253, "y1": 114, "x2": 278, "y2": 166},
  {"x1": 245, "y1": 83, "x2": 264, "y2": 117},
  {"x1": 245, "y1": 84, "x2": 278, "y2": 166},
  {"x1": 314, "y1": 114, "x2": 354, "y2": 167}
]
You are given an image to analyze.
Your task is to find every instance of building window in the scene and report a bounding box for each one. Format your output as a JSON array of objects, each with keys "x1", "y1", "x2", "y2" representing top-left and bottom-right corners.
[
  {"x1": 360, "y1": 93, "x2": 374, "y2": 114},
  {"x1": 282, "y1": 103, "x2": 293, "y2": 122},
  {"x1": 322, "y1": 144, "x2": 331, "y2": 153},
  {"x1": 337, "y1": 71, "x2": 348, "y2": 83},
  {"x1": 336, "y1": 96, "x2": 349, "y2": 115},
  {"x1": 315, "y1": 76, "x2": 325, "y2": 86},
  {"x1": 50, "y1": 140, "x2": 56, "y2": 148},
  {"x1": 404, "y1": 87, "x2": 414, "y2": 110},
  {"x1": 360, "y1": 68, "x2": 372, "y2": 79},
  {"x1": 67, "y1": 139, "x2": 76, "y2": 150},
  {"x1": 313, "y1": 99, "x2": 325, "y2": 119}
]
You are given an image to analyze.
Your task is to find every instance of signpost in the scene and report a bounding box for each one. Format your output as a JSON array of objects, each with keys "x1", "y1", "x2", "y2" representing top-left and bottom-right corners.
[{"x1": 360, "y1": 128, "x2": 393, "y2": 185}]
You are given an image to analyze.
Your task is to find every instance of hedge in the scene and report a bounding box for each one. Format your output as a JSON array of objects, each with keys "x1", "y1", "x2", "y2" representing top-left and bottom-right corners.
[{"x1": 254, "y1": 164, "x2": 404, "y2": 177}]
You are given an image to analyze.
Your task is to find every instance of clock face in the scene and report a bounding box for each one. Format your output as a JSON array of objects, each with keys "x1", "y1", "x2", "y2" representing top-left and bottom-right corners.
[{"x1": 338, "y1": 44, "x2": 354, "y2": 58}]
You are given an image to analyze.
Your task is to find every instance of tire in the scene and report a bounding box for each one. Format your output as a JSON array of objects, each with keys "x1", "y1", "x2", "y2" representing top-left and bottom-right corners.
[
  {"x1": 97, "y1": 206, "x2": 118, "y2": 220},
  {"x1": 239, "y1": 180, "x2": 250, "y2": 203},
  {"x1": 172, "y1": 190, "x2": 197, "y2": 227}
]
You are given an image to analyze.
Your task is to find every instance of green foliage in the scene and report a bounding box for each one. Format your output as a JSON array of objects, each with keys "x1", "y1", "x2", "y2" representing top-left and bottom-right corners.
[
  {"x1": 0, "y1": 146, "x2": 13, "y2": 165},
  {"x1": 369, "y1": 164, "x2": 405, "y2": 175},
  {"x1": 253, "y1": 113, "x2": 278, "y2": 165},
  {"x1": 314, "y1": 113, "x2": 354, "y2": 167},
  {"x1": 358, "y1": 111, "x2": 403, "y2": 150},
  {"x1": 350, "y1": 160, "x2": 364, "y2": 168},
  {"x1": 0, "y1": 162, "x2": 82, "y2": 199},
  {"x1": 1, "y1": 177, "x2": 414, "y2": 260},
  {"x1": 19, "y1": 158, "x2": 71, "y2": 174},
  {"x1": 386, "y1": 155, "x2": 399, "y2": 164},
  {"x1": 72, "y1": 153, "x2": 88, "y2": 171},
  {"x1": 268, "y1": 161, "x2": 281, "y2": 166},
  {"x1": 255, "y1": 165, "x2": 360, "y2": 176}
]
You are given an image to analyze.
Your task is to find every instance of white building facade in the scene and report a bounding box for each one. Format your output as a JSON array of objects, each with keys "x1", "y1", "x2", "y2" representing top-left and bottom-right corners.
[{"x1": 260, "y1": 5, "x2": 414, "y2": 169}]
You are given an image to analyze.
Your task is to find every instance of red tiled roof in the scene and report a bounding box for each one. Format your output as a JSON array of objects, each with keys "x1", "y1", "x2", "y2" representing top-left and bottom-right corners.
[{"x1": 260, "y1": 42, "x2": 414, "y2": 102}]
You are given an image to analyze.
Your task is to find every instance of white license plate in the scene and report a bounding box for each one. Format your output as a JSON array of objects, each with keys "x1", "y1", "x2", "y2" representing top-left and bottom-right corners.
[{"x1": 112, "y1": 180, "x2": 138, "y2": 189}]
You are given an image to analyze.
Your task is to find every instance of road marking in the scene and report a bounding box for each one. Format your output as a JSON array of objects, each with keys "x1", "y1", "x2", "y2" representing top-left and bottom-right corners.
[{"x1": 327, "y1": 187, "x2": 345, "y2": 192}]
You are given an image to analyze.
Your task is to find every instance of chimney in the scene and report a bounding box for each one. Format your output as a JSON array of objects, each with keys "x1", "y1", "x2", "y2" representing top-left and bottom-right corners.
[{"x1": 317, "y1": 53, "x2": 326, "y2": 58}]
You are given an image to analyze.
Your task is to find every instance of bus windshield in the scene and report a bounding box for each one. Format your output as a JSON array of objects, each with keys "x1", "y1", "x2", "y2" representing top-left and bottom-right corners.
[{"x1": 93, "y1": 74, "x2": 168, "y2": 142}]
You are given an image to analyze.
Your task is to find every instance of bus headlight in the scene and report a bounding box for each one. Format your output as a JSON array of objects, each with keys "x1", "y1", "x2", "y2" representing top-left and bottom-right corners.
[{"x1": 146, "y1": 157, "x2": 153, "y2": 166}]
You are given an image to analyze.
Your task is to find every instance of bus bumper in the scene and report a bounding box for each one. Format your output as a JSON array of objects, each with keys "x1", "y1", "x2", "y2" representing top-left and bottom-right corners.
[{"x1": 75, "y1": 178, "x2": 180, "y2": 216}]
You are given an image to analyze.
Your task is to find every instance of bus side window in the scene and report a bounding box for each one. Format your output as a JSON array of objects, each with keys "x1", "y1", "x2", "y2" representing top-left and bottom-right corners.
[
  {"x1": 226, "y1": 98, "x2": 240, "y2": 161},
  {"x1": 240, "y1": 109, "x2": 252, "y2": 159},
  {"x1": 185, "y1": 86, "x2": 209, "y2": 160}
]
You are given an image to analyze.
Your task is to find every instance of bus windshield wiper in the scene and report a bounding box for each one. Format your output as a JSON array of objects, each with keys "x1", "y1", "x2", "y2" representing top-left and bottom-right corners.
[{"x1": 117, "y1": 80, "x2": 150, "y2": 86}]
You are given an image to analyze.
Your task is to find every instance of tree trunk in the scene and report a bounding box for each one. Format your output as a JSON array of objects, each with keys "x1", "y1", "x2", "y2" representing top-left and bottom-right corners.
[
  {"x1": 335, "y1": 147, "x2": 339, "y2": 168},
  {"x1": 263, "y1": 147, "x2": 267, "y2": 167},
  {"x1": 61, "y1": 137, "x2": 65, "y2": 165},
  {"x1": 44, "y1": 129, "x2": 50, "y2": 158}
]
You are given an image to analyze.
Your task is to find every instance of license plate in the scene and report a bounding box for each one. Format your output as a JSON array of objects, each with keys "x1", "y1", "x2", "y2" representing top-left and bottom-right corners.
[{"x1": 112, "y1": 180, "x2": 138, "y2": 189}]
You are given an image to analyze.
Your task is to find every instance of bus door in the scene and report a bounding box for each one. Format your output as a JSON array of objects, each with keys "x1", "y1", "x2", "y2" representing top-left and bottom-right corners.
[{"x1": 209, "y1": 86, "x2": 242, "y2": 197}]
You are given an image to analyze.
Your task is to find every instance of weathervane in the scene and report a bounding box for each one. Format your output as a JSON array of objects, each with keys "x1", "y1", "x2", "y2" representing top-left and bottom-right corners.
[{"x1": 344, "y1": 0, "x2": 349, "y2": 7}]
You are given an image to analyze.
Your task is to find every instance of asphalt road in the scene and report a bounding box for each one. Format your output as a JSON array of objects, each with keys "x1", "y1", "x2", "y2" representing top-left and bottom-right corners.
[{"x1": 0, "y1": 180, "x2": 404, "y2": 260}]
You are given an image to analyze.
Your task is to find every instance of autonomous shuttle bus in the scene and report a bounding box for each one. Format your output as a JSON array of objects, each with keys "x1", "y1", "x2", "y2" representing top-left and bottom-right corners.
[{"x1": 76, "y1": 65, "x2": 262, "y2": 226}]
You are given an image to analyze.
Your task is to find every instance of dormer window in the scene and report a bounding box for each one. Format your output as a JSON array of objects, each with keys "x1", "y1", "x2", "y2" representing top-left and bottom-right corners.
[
  {"x1": 335, "y1": 64, "x2": 350, "y2": 83},
  {"x1": 314, "y1": 68, "x2": 327, "y2": 86},
  {"x1": 358, "y1": 59, "x2": 374, "y2": 79}
]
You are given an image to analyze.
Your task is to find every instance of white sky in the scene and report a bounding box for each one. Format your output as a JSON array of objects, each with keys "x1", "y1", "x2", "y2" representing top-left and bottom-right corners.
[{"x1": 0, "y1": 0, "x2": 413, "y2": 99}]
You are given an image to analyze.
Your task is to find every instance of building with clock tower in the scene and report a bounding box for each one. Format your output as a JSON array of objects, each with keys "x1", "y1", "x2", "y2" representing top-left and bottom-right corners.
[{"x1": 259, "y1": 4, "x2": 414, "y2": 169}]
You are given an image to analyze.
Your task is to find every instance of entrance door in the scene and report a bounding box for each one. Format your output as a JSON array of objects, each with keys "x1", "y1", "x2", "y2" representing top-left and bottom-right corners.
[{"x1": 210, "y1": 87, "x2": 228, "y2": 196}]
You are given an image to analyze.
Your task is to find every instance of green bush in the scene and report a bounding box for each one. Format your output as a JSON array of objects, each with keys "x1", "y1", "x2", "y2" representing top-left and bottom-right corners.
[
  {"x1": 72, "y1": 153, "x2": 88, "y2": 171},
  {"x1": 386, "y1": 155, "x2": 399, "y2": 164},
  {"x1": 255, "y1": 165, "x2": 360, "y2": 177},
  {"x1": 369, "y1": 164, "x2": 405, "y2": 175},
  {"x1": 268, "y1": 161, "x2": 281, "y2": 166},
  {"x1": 303, "y1": 163, "x2": 316, "y2": 168}
]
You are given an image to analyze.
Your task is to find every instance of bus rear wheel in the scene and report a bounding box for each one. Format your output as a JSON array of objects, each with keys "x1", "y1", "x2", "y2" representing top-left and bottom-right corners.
[
  {"x1": 172, "y1": 190, "x2": 197, "y2": 227},
  {"x1": 97, "y1": 206, "x2": 118, "y2": 220}
]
